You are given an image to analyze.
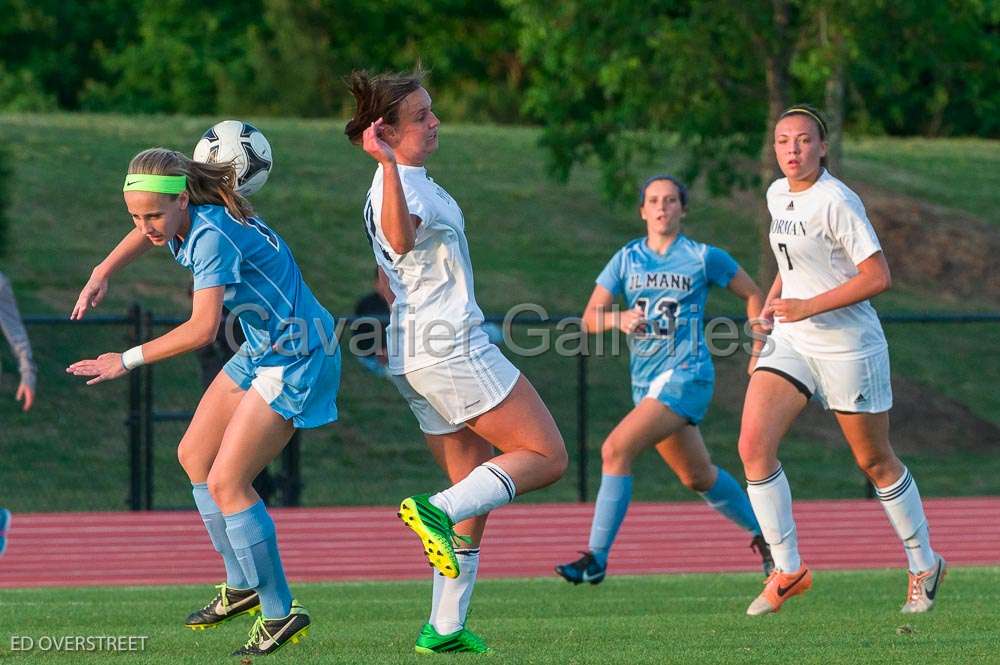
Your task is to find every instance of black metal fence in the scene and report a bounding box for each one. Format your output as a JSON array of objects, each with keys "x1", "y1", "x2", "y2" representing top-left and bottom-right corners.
[{"x1": 23, "y1": 307, "x2": 1000, "y2": 510}]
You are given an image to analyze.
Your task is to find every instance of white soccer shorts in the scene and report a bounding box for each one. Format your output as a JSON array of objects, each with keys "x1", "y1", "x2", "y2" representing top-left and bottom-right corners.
[
  {"x1": 389, "y1": 344, "x2": 521, "y2": 435},
  {"x1": 754, "y1": 333, "x2": 892, "y2": 413}
]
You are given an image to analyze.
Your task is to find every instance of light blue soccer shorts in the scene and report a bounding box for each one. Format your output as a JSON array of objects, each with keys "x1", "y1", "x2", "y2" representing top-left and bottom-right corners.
[
  {"x1": 224, "y1": 343, "x2": 341, "y2": 429},
  {"x1": 631, "y1": 368, "x2": 714, "y2": 425}
]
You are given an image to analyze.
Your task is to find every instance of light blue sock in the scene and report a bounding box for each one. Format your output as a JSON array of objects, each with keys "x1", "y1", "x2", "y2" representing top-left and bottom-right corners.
[
  {"x1": 699, "y1": 467, "x2": 761, "y2": 534},
  {"x1": 192, "y1": 483, "x2": 249, "y2": 589},
  {"x1": 587, "y1": 474, "x2": 633, "y2": 567},
  {"x1": 224, "y1": 501, "x2": 292, "y2": 619}
]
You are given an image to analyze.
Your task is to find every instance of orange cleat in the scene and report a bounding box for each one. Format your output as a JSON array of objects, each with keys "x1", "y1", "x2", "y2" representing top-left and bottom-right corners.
[{"x1": 746, "y1": 564, "x2": 813, "y2": 616}]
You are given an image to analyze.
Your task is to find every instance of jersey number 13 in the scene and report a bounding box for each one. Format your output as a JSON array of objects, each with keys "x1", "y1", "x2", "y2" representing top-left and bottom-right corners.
[{"x1": 634, "y1": 296, "x2": 679, "y2": 338}]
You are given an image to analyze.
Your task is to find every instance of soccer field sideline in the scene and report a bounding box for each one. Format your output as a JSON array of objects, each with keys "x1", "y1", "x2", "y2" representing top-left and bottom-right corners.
[{"x1": 1, "y1": 497, "x2": 997, "y2": 589}]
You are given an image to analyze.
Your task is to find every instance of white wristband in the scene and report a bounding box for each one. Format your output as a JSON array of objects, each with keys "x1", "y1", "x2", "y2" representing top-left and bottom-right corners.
[{"x1": 121, "y1": 345, "x2": 145, "y2": 371}]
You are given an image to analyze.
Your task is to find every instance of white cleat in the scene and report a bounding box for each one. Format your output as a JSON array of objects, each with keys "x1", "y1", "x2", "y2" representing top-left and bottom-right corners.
[{"x1": 901, "y1": 555, "x2": 946, "y2": 614}]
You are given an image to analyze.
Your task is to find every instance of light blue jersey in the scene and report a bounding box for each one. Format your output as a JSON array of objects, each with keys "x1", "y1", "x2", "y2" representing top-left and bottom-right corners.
[
  {"x1": 596, "y1": 235, "x2": 738, "y2": 422},
  {"x1": 170, "y1": 203, "x2": 341, "y2": 428}
]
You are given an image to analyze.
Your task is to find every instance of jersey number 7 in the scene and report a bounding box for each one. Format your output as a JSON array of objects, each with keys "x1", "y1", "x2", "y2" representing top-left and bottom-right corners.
[{"x1": 777, "y1": 243, "x2": 794, "y2": 270}]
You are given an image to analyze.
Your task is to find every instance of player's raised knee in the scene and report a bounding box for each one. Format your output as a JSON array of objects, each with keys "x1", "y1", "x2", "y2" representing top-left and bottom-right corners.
[
  {"x1": 737, "y1": 432, "x2": 762, "y2": 465},
  {"x1": 854, "y1": 452, "x2": 903, "y2": 486},
  {"x1": 549, "y1": 443, "x2": 570, "y2": 480},
  {"x1": 177, "y1": 439, "x2": 200, "y2": 476},
  {"x1": 600, "y1": 436, "x2": 629, "y2": 467},
  {"x1": 205, "y1": 471, "x2": 241, "y2": 511},
  {"x1": 678, "y1": 468, "x2": 714, "y2": 492},
  {"x1": 737, "y1": 433, "x2": 777, "y2": 479}
]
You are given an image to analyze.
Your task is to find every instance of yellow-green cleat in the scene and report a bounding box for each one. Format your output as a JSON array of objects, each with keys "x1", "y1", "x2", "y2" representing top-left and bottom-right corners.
[
  {"x1": 232, "y1": 600, "x2": 310, "y2": 656},
  {"x1": 415, "y1": 623, "x2": 492, "y2": 654},
  {"x1": 398, "y1": 494, "x2": 462, "y2": 579}
]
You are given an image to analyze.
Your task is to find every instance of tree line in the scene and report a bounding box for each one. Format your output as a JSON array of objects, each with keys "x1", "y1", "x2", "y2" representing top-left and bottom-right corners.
[
  {"x1": 1, "y1": 1, "x2": 997, "y2": 268},
  {"x1": 0, "y1": 0, "x2": 522, "y2": 122},
  {"x1": 1, "y1": 0, "x2": 995, "y2": 137}
]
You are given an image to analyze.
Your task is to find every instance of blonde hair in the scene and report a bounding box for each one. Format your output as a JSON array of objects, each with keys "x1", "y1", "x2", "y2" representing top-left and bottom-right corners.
[{"x1": 127, "y1": 148, "x2": 254, "y2": 221}]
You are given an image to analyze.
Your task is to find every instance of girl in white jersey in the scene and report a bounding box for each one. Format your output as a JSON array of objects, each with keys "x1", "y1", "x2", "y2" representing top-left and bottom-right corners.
[
  {"x1": 345, "y1": 70, "x2": 568, "y2": 655},
  {"x1": 739, "y1": 105, "x2": 944, "y2": 616}
]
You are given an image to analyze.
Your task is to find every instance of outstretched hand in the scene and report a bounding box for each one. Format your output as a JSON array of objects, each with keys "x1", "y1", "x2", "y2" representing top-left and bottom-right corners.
[
  {"x1": 362, "y1": 119, "x2": 396, "y2": 165},
  {"x1": 66, "y1": 353, "x2": 128, "y2": 385},
  {"x1": 15, "y1": 382, "x2": 34, "y2": 412},
  {"x1": 71, "y1": 273, "x2": 109, "y2": 320}
]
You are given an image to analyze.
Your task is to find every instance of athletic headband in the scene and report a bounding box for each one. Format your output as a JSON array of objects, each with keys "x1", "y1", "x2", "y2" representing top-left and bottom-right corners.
[
  {"x1": 122, "y1": 174, "x2": 187, "y2": 194},
  {"x1": 780, "y1": 107, "x2": 827, "y2": 137}
]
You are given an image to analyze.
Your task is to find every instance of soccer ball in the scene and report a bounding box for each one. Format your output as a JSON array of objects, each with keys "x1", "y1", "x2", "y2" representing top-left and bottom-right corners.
[{"x1": 193, "y1": 120, "x2": 273, "y2": 196}]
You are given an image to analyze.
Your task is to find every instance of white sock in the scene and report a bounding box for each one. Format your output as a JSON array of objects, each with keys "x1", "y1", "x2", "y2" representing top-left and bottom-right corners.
[
  {"x1": 429, "y1": 462, "x2": 515, "y2": 524},
  {"x1": 746, "y1": 465, "x2": 801, "y2": 572},
  {"x1": 429, "y1": 568, "x2": 444, "y2": 629},
  {"x1": 876, "y1": 468, "x2": 936, "y2": 573},
  {"x1": 430, "y1": 548, "x2": 480, "y2": 634}
]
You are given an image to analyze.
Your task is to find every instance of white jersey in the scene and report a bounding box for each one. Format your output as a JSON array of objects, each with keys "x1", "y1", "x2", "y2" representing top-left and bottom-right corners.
[
  {"x1": 766, "y1": 169, "x2": 887, "y2": 359},
  {"x1": 365, "y1": 164, "x2": 489, "y2": 374}
]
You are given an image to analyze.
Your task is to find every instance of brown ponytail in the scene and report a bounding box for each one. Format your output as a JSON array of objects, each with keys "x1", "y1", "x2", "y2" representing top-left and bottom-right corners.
[
  {"x1": 344, "y1": 68, "x2": 426, "y2": 145},
  {"x1": 127, "y1": 148, "x2": 254, "y2": 222}
]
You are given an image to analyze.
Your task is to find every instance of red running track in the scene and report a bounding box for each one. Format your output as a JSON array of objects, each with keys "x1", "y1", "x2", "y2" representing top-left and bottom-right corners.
[{"x1": 0, "y1": 497, "x2": 997, "y2": 588}]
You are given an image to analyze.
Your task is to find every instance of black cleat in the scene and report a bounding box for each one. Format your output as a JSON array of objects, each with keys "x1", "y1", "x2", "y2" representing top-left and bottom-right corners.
[
  {"x1": 232, "y1": 601, "x2": 310, "y2": 656},
  {"x1": 750, "y1": 534, "x2": 776, "y2": 577},
  {"x1": 185, "y1": 583, "x2": 260, "y2": 630},
  {"x1": 555, "y1": 551, "x2": 606, "y2": 585}
]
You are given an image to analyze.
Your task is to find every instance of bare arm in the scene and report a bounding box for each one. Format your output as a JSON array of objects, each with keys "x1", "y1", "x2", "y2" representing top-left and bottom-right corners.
[
  {"x1": 67, "y1": 286, "x2": 224, "y2": 385},
  {"x1": 379, "y1": 163, "x2": 419, "y2": 254},
  {"x1": 763, "y1": 273, "x2": 782, "y2": 308},
  {"x1": 140, "y1": 286, "x2": 225, "y2": 363},
  {"x1": 728, "y1": 268, "x2": 765, "y2": 321},
  {"x1": 581, "y1": 284, "x2": 645, "y2": 335},
  {"x1": 362, "y1": 119, "x2": 418, "y2": 254},
  {"x1": 772, "y1": 252, "x2": 891, "y2": 323},
  {"x1": 71, "y1": 228, "x2": 153, "y2": 319},
  {"x1": 726, "y1": 268, "x2": 765, "y2": 373}
]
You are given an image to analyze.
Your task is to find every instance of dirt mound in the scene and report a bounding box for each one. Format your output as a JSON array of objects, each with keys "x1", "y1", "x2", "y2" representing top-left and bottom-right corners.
[
  {"x1": 713, "y1": 356, "x2": 1000, "y2": 454},
  {"x1": 853, "y1": 184, "x2": 1000, "y2": 306},
  {"x1": 730, "y1": 183, "x2": 1000, "y2": 305}
]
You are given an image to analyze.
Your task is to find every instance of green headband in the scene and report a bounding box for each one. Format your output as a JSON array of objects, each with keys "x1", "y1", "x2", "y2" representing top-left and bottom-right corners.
[
  {"x1": 122, "y1": 174, "x2": 187, "y2": 194},
  {"x1": 781, "y1": 108, "x2": 827, "y2": 136}
]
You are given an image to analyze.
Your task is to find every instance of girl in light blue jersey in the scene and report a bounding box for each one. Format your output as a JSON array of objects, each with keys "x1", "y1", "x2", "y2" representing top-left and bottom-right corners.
[
  {"x1": 68, "y1": 148, "x2": 336, "y2": 656},
  {"x1": 556, "y1": 175, "x2": 773, "y2": 584}
]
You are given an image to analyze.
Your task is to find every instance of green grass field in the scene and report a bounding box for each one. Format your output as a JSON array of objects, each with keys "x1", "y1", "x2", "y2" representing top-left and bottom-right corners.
[
  {"x1": 844, "y1": 137, "x2": 1000, "y2": 228},
  {"x1": 1, "y1": 569, "x2": 997, "y2": 664},
  {"x1": 0, "y1": 114, "x2": 997, "y2": 511}
]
